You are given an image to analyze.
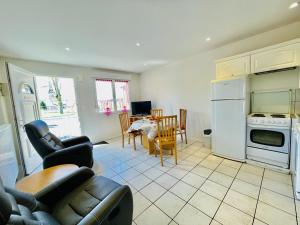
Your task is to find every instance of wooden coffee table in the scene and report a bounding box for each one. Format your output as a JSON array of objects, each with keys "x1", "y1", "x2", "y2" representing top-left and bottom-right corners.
[{"x1": 16, "y1": 164, "x2": 79, "y2": 194}]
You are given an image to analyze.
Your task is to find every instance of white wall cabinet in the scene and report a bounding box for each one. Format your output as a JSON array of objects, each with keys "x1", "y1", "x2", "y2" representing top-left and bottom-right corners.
[
  {"x1": 251, "y1": 43, "x2": 300, "y2": 74},
  {"x1": 216, "y1": 56, "x2": 250, "y2": 79}
]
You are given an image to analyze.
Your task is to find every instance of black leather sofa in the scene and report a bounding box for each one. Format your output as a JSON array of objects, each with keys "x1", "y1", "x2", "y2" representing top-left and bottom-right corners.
[
  {"x1": 25, "y1": 120, "x2": 93, "y2": 169},
  {"x1": 0, "y1": 167, "x2": 133, "y2": 225}
]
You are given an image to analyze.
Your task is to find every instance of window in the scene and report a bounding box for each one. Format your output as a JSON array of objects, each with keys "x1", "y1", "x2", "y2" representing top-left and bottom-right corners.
[{"x1": 95, "y1": 79, "x2": 130, "y2": 113}]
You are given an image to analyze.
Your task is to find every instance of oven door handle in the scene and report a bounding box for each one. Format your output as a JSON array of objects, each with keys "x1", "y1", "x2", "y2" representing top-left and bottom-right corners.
[{"x1": 247, "y1": 124, "x2": 289, "y2": 129}]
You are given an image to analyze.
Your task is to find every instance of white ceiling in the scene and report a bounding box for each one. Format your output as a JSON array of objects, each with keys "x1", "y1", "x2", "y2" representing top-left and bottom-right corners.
[{"x1": 0, "y1": 0, "x2": 299, "y2": 73}]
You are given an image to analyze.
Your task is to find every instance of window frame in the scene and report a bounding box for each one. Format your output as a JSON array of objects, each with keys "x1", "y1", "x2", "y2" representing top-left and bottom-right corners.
[{"x1": 95, "y1": 78, "x2": 130, "y2": 113}]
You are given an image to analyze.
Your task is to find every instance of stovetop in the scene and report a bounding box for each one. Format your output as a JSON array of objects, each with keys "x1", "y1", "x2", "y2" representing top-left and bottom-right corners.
[
  {"x1": 249, "y1": 113, "x2": 291, "y2": 119},
  {"x1": 248, "y1": 113, "x2": 291, "y2": 127}
]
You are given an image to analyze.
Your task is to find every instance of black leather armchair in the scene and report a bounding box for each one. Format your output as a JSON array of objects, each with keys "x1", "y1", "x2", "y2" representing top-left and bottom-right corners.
[
  {"x1": 0, "y1": 167, "x2": 133, "y2": 225},
  {"x1": 25, "y1": 120, "x2": 93, "y2": 169}
]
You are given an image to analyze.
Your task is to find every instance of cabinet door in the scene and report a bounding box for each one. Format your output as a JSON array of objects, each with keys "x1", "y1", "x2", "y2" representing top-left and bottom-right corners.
[
  {"x1": 216, "y1": 56, "x2": 250, "y2": 79},
  {"x1": 251, "y1": 43, "x2": 300, "y2": 73}
]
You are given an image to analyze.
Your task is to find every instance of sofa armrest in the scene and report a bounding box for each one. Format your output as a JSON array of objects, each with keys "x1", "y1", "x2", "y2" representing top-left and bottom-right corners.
[
  {"x1": 4, "y1": 187, "x2": 37, "y2": 211},
  {"x1": 43, "y1": 143, "x2": 93, "y2": 169},
  {"x1": 35, "y1": 167, "x2": 94, "y2": 206},
  {"x1": 62, "y1": 136, "x2": 91, "y2": 147},
  {"x1": 78, "y1": 185, "x2": 133, "y2": 225}
]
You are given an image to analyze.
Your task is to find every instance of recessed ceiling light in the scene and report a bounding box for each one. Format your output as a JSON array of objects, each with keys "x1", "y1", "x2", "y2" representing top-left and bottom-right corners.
[
  {"x1": 136, "y1": 42, "x2": 141, "y2": 47},
  {"x1": 143, "y1": 63, "x2": 147, "y2": 66},
  {"x1": 289, "y1": 2, "x2": 299, "y2": 9},
  {"x1": 65, "y1": 47, "x2": 71, "y2": 51},
  {"x1": 206, "y1": 37, "x2": 211, "y2": 42}
]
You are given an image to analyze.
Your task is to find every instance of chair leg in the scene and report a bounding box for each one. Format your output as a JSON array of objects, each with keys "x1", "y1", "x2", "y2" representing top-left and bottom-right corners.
[
  {"x1": 160, "y1": 145, "x2": 163, "y2": 166},
  {"x1": 140, "y1": 134, "x2": 142, "y2": 144},
  {"x1": 184, "y1": 130, "x2": 187, "y2": 144},
  {"x1": 174, "y1": 145, "x2": 178, "y2": 165},
  {"x1": 180, "y1": 131, "x2": 183, "y2": 142},
  {"x1": 133, "y1": 135, "x2": 136, "y2": 150},
  {"x1": 122, "y1": 134, "x2": 124, "y2": 148},
  {"x1": 128, "y1": 135, "x2": 130, "y2": 144}
]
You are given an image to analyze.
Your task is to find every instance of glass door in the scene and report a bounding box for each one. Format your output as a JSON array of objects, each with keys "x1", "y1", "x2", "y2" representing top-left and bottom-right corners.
[{"x1": 35, "y1": 76, "x2": 81, "y2": 139}]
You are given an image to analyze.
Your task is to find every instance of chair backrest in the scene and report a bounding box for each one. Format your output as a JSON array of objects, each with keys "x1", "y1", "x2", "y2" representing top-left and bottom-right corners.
[
  {"x1": 151, "y1": 109, "x2": 163, "y2": 118},
  {"x1": 25, "y1": 120, "x2": 64, "y2": 158},
  {"x1": 157, "y1": 115, "x2": 177, "y2": 142},
  {"x1": 119, "y1": 112, "x2": 130, "y2": 134},
  {"x1": 179, "y1": 109, "x2": 187, "y2": 130}
]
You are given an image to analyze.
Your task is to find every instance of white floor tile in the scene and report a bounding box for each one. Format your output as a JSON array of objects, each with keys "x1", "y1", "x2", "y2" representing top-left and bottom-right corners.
[
  {"x1": 129, "y1": 174, "x2": 152, "y2": 190},
  {"x1": 189, "y1": 190, "x2": 221, "y2": 217},
  {"x1": 215, "y1": 203, "x2": 253, "y2": 225},
  {"x1": 134, "y1": 162, "x2": 152, "y2": 173},
  {"x1": 191, "y1": 165, "x2": 213, "y2": 178},
  {"x1": 155, "y1": 191, "x2": 186, "y2": 218},
  {"x1": 155, "y1": 173, "x2": 179, "y2": 189},
  {"x1": 262, "y1": 177, "x2": 293, "y2": 198},
  {"x1": 135, "y1": 205, "x2": 172, "y2": 225},
  {"x1": 256, "y1": 201, "x2": 297, "y2": 225},
  {"x1": 208, "y1": 171, "x2": 234, "y2": 187},
  {"x1": 174, "y1": 204, "x2": 211, "y2": 225},
  {"x1": 259, "y1": 188, "x2": 295, "y2": 215},
  {"x1": 200, "y1": 180, "x2": 228, "y2": 200},
  {"x1": 216, "y1": 164, "x2": 238, "y2": 177},
  {"x1": 170, "y1": 180, "x2": 197, "y2": 201},
  {"x1": 240, "y1": 164, "x2": 264, "y2": 176},
  {"x1": 220, "y1": 159, "x2": 242, "y2": 169},
  {"x1": 230, "y1": 179, "x2": 260, "y2": 199},
  {"x1": 167, "y1": 167, "x2": 189, "y2": 179},
  {"x1": 236, "y1": 170, "x2": 262, "y2": 186},
  {"x1": 253, "y1": 219, "x2": 268, "y2": 225},
  {"x1": 210, "y1": 220, "x2": 222, "y2": 225},
  {"x1": 140, "y1": 182, "x2": 167, "y2": 202},
  {"x1": 143, "y1": 167, "x2": 164, "y2": 180},
  {"x1": 119, "y1": 168, "x2": 140, "y2": 181},
  {"x1": 182, "y1": 172, "x2": 206, "y2": 188},
  {"x1": 264, "y1": 169, "x2": 292, "y2": 185},
  {"x1": 223, "y1": 189, "x2": 257, "y2": 216},
  {"x1": 132, "y1": 192, "x2": 152, "y2": 219},
  {"x1": 200, "y1": 159, "x2": 220, "y2": 170}
]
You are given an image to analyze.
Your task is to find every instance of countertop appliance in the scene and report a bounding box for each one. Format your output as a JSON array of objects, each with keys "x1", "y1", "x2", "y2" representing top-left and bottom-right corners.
[
  {"x1": 247, "y1": 113, "x2": 291, "y2": 168},
  {"x1": 211, "y1": 76, "x2": 249, "y2": 161}
]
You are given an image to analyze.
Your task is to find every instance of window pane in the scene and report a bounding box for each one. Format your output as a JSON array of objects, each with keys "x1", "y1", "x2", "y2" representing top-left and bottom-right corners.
[
  {"x1": 95, "y1": 79, "x2": 114, "y2": 112},
  {"x1": 115, "y1": 80, "x2": 130, "y2": 111}
]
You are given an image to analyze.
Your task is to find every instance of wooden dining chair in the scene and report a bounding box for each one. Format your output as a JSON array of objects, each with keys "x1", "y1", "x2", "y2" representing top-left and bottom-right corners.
[
  {"x1": 119, "y1": 112, "x2": 142, "y2": 150},
  {"x1": 151, "y1": 109, "x2": 163, "y2": 119},
  {"x1": 177, "y1": 109, "x2": 187, "y2": 144},
  {"x1": 154, "y1": 115, "x2": 177, "y2": 166}
]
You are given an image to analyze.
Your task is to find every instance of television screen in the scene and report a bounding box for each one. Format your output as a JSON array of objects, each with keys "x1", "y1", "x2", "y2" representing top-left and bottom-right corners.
[{"x1": 131, "y1": 101, "x2": 152, "y2": 115}]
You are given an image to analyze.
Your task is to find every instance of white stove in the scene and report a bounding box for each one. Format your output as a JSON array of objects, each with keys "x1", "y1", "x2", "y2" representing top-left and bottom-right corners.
[
  {"x1": 246, "y1": 113, "x2": 291, "y2": 168},
  {"x1": 247, "y1": 113, "x2": 291, "y2": 127}
]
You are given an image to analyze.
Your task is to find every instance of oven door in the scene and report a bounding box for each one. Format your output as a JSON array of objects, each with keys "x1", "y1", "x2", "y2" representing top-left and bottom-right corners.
[{"x1": 247, "y1": 124, "x2": 290, "y2": 154}]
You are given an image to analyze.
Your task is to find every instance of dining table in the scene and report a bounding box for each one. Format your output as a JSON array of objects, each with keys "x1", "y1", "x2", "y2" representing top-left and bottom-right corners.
[{"x1": 128, "y1": 118, "x2": 158, "y2": 154}]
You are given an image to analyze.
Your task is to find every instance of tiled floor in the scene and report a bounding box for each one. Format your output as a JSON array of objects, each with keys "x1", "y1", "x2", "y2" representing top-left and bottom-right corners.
[{"x1": 92, "y1": 138, "x2": 299, "y2": 225}]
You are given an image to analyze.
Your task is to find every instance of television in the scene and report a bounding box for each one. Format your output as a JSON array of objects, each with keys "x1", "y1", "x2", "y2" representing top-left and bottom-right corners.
[{"x1": 131, "y1": 101, "x2": 152, "y2": 116}]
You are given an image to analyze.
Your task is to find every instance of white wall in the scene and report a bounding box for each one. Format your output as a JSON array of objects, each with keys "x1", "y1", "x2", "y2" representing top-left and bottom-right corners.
[
  {"x1": 0, "y1": 58, "x2": 140, "y2": 142},
  {"x1": 140, "y1": 21, "x2": 300, "y2": 139}
]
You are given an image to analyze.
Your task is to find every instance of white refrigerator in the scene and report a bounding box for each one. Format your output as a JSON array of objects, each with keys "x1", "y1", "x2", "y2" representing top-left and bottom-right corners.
[{"x1": 211, "y1": 76, "x2": 249, "y2": 161}]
